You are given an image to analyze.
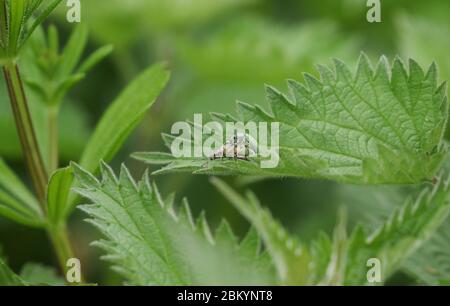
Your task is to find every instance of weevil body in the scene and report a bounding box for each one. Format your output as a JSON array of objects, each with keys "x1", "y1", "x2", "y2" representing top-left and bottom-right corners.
[{"x1": 208, "y1": 132, "x2": 257, "y2": 160}]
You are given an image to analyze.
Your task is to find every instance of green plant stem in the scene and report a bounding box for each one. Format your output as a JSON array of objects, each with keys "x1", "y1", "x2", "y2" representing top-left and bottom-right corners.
[
  {"x1": 48, "y1": 224, "x2": 76, "y2": 277},
  {"x1": 3, "y1": 61, "x2": 80, "y2": 281},
  {"x1": 48, "y1": 106, "x2": 59, "y2": 174},
  {"x1": 2, "y1": 62, "x2": 48, "y2": 204}
]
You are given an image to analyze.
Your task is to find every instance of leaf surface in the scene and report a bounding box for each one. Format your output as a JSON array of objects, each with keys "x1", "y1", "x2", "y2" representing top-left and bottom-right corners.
[
  {"x1": 73, "y1": 162, "x2": 276, "y2": 285},
  {"x1": 135, "y1": 55, "x2": 448, "y2": 184}
]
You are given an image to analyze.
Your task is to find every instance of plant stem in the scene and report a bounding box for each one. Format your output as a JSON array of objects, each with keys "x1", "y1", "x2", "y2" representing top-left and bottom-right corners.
[
  {"x1": 48, "y1": 106, "x2": 59, "y2": 174},
  {"x1": 2, "y1": 62, "x2": 48, "y2": 204},
  {"x1": 3, "y1": 61, "x2": 81, "y2": 281},
  {"x1": 48, "y1": 224, "x2": 76, "y2": 276}
]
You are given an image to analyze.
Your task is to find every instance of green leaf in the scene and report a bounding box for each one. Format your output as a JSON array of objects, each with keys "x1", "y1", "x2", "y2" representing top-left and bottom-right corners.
[
  {"x1": 132, "y1": 152, "x2": 181, "y2": 165},
  {"x1": 57, "y1": 24, "x2": 88, "y2": 77},
  {"x1": 0, "y1": 0, "x2": 63, "y2": 59},
  {"x1": 19, "y1": 262, "x2": 64, "y2": 286},
  {"x1": 72, "y1": 162, "x2": 276, "y2": 285},
  {"x1": 335, "y1": 162, "x2": 450, "y2": 285},
  {"x1": 21, "y1": 0, "x2": 63, "y2": 49},
  {"x1": 22, "y1": 24, "x2": 112, "y2": 106},
  {"x1": 0, "y1": 2, "x2": 8, "y2": 52},
  {"x1": 77, "y1": 44, "x2": 114, "y2": 74},
  {"x1": 212, "y1": 172, "x2": 450, "y2": 285},
  {"x1": 344, "y1": 174, "x2": 450, "y2": 285},
  {"x1": 319, "y1": 208, "x2": 349, "y2": 285},
  {"x1": 8, "y1": 0, "x2": 27, "y2": 55},
  {"x1": 397, "y1": 15, "x2": 450, "y2": 138},
  {"x1": 136, "y1": 54, "x2": 448, "y2": 184},
  {"x1": 0, "y1": 258, "x2": 64, "y2": 286},
  {"x1": 0, "y1": 157, "x2": 44, "y2": 227},
  {"x1": 47, "y1": 166, "x2": 73, "y2": 225},
  {"x1": 0, "y1": 257, "x2": 27, "y2": 285},
  {"x1": 79, "y1": 62, "x2": 170, "y2": 174},
  {"x1": 210, "y1": 177, "x2": 309, "y2": 285},
  {"x1": 402, "y1": 219, "x2": 450, "y2": 285},
  {"x1": 308, "y1": 231, "x2": 332, "y2": 284}
]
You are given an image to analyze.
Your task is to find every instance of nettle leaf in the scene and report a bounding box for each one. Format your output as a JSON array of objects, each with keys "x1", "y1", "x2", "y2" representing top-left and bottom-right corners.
[
  {"x1": 210, "y1": 177, "x2": 309, "y2": 285},
  {"x1": 402, "y1": 219, "x2": 450, "y2": 285},
  {"x1": 72, "y1": 162, "x2": 276, "y2": 286},
  {"x1": 135, "y1": 54, "x2": 448, "y2": 184},
  {"x1": 336, "y1": 160, "x2": 450, "y2": 285},
  {"x1": 397, "y1": 15, "x2": 450, "y2": 138},
  {"x1": 213, "y1": 173, "x2": 450, "y2": 285},
  {"x1": 319, "y1": 208, "x2": 349, "y2": 286},
  {"x1": 343, "y1": 174, "x2": 450, "y2": 285}
]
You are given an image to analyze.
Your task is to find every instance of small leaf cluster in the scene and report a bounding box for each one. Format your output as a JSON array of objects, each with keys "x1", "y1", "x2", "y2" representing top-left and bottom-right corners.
[
  {"x1": 0, "y1": 0, "x2": 63, "y2": 63},
  {"x1": 22, "y1": 24, "x2": 113, "y2": 106}
]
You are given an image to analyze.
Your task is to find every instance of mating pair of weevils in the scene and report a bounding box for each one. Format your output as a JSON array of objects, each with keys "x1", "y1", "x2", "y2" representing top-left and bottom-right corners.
[{"x1": 208, "y1": 132, "x2": 258, "y2": 161}]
